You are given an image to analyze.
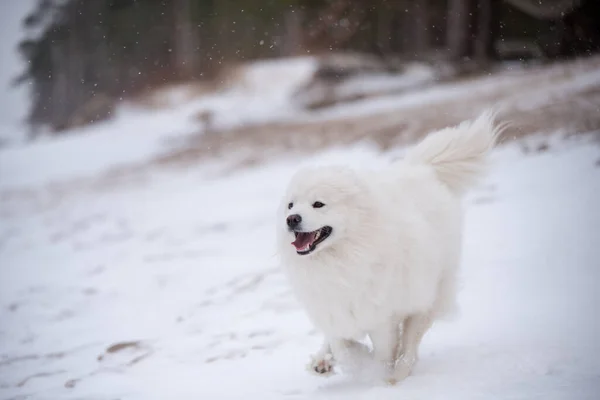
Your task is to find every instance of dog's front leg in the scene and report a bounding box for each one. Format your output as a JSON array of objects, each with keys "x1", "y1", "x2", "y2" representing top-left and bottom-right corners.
[
  {"x1": 307, "y1": 339, "x2": 335, "y2": 376},
  {"x1": 369, "y1": 322, "x2": 401, "y2": 383},
  {"x1": 308, "y1": 338, "x2": 369, "y2": 376}
]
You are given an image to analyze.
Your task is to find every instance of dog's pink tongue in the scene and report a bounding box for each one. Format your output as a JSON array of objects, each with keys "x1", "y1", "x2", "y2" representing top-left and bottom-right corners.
[{"x1": 292, "y1": 232, "x2": 314, "y2": 250}]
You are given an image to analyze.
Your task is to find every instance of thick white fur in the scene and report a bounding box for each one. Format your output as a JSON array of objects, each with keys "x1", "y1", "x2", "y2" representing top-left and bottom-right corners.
[{"x1": 277, "y1": 112, "x2": 500, "y2": 383}]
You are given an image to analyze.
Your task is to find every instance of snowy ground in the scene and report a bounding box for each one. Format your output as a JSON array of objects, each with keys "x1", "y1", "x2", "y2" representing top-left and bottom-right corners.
[
  {"x1": 1, "y1": 53, "x2": 600, "y2": 399},
  {"x1": 1, "y1": 128, "x2": 600, "y2": 399},
  {"x1": 0, "y1": 56, "x2": 319, "y2": 189},
  {"x1": 3, "y1": 54, "x2": 598, "y2": 192}
]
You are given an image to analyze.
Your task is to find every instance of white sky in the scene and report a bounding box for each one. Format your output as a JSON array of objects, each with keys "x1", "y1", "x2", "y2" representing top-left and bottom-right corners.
[{"x1": 0, "y1": 1, "x2": 38, "y2": 138}]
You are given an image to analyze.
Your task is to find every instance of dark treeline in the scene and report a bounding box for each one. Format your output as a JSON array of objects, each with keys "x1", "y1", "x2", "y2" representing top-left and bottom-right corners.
[{"x1": 14, "y1": 0, "x2": 600, "y2": 135}]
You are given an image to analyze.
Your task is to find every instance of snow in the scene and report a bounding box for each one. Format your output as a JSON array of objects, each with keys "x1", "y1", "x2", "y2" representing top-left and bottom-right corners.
[
  {"x1": 3, "y1": 54, "x2": 595, "y2": 191},
  {"x1": 0, "y1": 54, "x2": 447, "y2": 190},
  {"x1": 0, "y1": 105, "x2": 199, "y2": 189},
  {"x1": 1, "y1": 126, "x2": 600, "y2": 399},
  {"x1": 0, "y1": 50, "x2": 599, "y2": 399},
  {"x1": 294, "y1": 62, "x2": 438, "y2": 109},
  {"x1": 308, "y1": 62, "x2": 600, "y2": 122},
  {"x1": 191, "y1": 57, "x2": 318, "y2": 130},
  {"x1": 334, "y1": 63, "x2": 436, "y2": 99},
  {"x1": 0, "y1": 56, "x2": 319, "y2": 190}
]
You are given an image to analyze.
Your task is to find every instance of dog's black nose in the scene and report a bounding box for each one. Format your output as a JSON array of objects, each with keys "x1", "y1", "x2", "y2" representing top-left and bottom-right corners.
[{"x1": 286, "y1": 214, "x2": 302, "y2": 229}]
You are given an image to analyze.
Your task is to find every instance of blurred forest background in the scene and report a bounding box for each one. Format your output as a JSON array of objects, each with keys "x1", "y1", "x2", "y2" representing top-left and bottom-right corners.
[{"x1": 14, "y1": 0, "x2": 600, "y2": 135}]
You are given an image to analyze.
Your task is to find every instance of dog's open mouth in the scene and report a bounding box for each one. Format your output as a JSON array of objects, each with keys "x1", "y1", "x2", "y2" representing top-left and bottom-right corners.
[{"x1": 291, "y1": 226, "x2": 332, "y2": 255}]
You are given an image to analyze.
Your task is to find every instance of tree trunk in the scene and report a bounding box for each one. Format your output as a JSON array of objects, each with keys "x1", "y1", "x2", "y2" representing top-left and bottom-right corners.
[
  {"x1": 474, "y1": 0, "x2": 499, "y2": 62},
  {"x1": 66, "y1": 1, "x2": 86, "y2": 125},
  {"x1": 447, "y1": 0, "x2": 476, "y2": 60},
  {"x1": 412, "y1": 0, "x2": 430, "y2": 58},
  {"x1": 283, "y1": 9, "x2": 304, "y2": 56},
  {"x1": 51, "y1": 40, "x2": 69, "y2": 130},
  {"x1": 173, "y1": 0, "x2": 198, "y2": 79},
  {"x1": 376, "y1": 1, "x2": 393, "y2": 55}
]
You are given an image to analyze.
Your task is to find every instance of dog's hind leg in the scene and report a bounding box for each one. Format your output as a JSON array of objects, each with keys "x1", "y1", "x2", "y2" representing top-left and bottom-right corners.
[
  {"x1": 389, "y1": 313, "x2": 433, "y2": 384},
  {"x1": 389, "y1": 275, "x2": 456, "y2": 382}
]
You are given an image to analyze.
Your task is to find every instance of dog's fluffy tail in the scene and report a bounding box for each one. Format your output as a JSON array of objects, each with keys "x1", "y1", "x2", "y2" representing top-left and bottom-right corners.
[{"x1": 404, "y1": 111, "x2": 501, "y2": 195}]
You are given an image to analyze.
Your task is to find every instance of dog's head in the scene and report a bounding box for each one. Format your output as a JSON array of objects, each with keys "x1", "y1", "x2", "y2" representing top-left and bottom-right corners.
[{"x1": 279, "y1": 165, "x2": 371, "y2": 257}]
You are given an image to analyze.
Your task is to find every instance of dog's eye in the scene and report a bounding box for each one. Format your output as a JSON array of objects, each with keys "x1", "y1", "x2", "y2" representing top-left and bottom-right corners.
[
  {"x1": 288, "y1": 202, "x2": 293, "y2": 209},
  {"x1": 312, "y1": 201, "x2": 325, "y2": 208}
]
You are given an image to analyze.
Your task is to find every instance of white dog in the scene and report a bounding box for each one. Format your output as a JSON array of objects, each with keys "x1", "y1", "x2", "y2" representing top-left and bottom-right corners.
[{"x1": 277, "y1": 112, "x2": 500, "y2": 384}]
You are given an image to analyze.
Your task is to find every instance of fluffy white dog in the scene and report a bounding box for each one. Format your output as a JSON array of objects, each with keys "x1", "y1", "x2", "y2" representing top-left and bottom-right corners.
[{"x1": 277, "y1": 112, "x2": 500, "y2": 384}]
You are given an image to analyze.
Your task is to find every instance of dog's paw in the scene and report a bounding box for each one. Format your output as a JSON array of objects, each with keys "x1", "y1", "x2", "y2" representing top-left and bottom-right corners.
[
  {"x1": 307, "y1": 353, "x2": 335, "y2": 377},
  {"x1": 386, "y1": 356, "x2": 414, "y2": 384}
]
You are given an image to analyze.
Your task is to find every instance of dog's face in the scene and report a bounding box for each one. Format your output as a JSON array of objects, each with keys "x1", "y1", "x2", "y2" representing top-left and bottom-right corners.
[{"x1": 279, "y1": 166, "x2": 368, "y2": 257}]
